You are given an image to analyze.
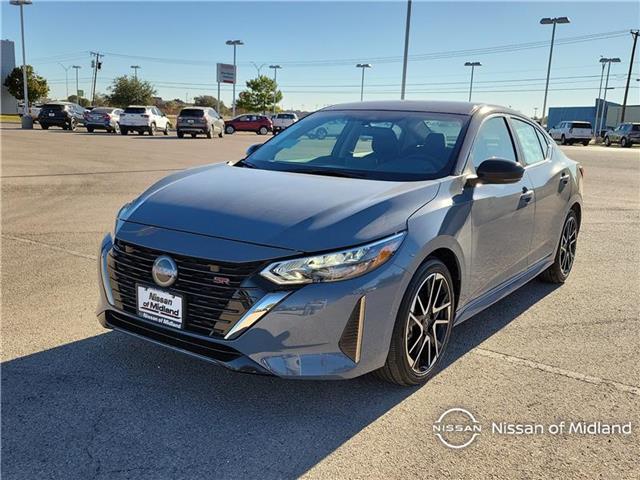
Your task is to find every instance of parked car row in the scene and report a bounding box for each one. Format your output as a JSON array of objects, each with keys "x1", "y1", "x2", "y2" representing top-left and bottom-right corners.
[
  {"x1": 547, "y1": 120, "x2": 640, "y2": 147},
  {"x1": 603, "y1": 122, "x2": 640, "y2": 147},
  {"x1": 35, "y1": 101, "x2": 298, "y2": 138}
]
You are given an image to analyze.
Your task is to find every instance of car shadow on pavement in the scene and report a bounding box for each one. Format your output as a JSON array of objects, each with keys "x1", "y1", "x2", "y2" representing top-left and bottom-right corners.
[{"x1": 1, "y1": 279, "x2": 559, "y2": 479}]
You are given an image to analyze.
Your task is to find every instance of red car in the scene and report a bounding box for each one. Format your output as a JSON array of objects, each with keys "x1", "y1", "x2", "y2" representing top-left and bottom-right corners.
[{"x1": 224, "y1": 114, "x2": 272, "y2": 135}]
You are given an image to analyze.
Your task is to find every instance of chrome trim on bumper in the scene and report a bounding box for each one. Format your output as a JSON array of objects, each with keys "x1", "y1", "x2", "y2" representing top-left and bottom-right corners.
[
  {"x1": 224, "y1": 291, "x2": 290, "y2": 340},
  {"x1": 100, "y1": 237, "x2": 115, "y2": 306}
]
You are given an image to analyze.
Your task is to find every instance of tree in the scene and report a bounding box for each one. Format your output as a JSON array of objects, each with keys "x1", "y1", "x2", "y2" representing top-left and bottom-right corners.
[
  {"x1": 235, "y1": 75, "x2": 282, "y2": 113},
  {"x1": 3, "y1": 65, "x2": 49, "y2": 102},
  {"x1": 67, "y1": 95, "x2": 90, "y2": 107},
  {"x1": 194, "y1": 95, "x2": 230, "y2": 116},
  {"x1": 107, "y1": 75, "x2": 156, "y2": 107}
]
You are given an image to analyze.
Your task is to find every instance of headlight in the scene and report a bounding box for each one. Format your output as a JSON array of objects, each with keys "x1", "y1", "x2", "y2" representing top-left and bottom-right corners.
[{"x1": 261, "y1": 232, "x2": 406, "y2": 285}]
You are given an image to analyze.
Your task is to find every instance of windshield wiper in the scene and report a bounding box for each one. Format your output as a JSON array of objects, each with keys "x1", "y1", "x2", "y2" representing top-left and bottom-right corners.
[
  {"x1": 287, "y1": 168, "x2": 366, "y2": 179},
  {"x1": 235, "y1": 159, "x2": 258, "y2": 169}
]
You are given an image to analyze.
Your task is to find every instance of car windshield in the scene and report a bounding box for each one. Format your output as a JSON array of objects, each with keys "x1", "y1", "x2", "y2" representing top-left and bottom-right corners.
[
  {"x1": 124, "y1": 107, "x2": 147, "y2": 114},
  {"x1": 244, "y1": 110, "x2": 468, "y2": 181},
  {"x1": 180, "y1": 109, "x2": 205, "y2": 117}
]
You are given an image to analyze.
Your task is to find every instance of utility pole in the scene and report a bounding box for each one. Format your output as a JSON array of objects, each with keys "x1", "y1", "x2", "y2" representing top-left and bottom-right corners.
[
  {"x1": 464, "y1": 62, "x2": 481, "y2": 101},
  {"x1": 620, "y1": 30, "x2": 639, "y2": 123},
  {"x1": 540, "y1": 16, "x2": 571, "y2": 127},
  {"x1": 130, "y1": 65, "x2": 141, "y2": 79},
  {"x1": 597, "y1": 58, "x2": 621, "y2": 135},
  {"x1": 89, "y1": 51, "x2": 103, "y2": 105},
  {"x1": 400, "y1": 0, "x2": 412, "y2": 100},
  {"x1": 72, "y1": 65, "x2": 81, "y2": 103},
  {"x1": 269, "y1": 65, "x2": 282, "y2": 114}
]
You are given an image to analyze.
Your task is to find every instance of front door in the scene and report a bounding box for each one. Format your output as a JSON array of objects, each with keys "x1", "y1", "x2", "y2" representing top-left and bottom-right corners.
[{"x1": 468, "y1": 116, "x2": 535, "y2": 298}]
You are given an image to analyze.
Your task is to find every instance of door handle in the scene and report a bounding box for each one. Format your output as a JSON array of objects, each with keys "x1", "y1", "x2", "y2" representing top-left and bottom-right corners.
[
  {"x1": 520, "y1": 187, "x2": 534, "y2": 203},
  {"x1": 560, "y1": 172, "x2": 570, "y2": 185}
]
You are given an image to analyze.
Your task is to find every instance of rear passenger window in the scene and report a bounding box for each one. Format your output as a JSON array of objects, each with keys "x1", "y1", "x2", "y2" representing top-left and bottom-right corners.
[
  {"x1": 512, "y1": 119, "x2": 545, "y2": 165},
  {"x1": 469, "y1": 117, "x2": 517, "y2": 168},
  {"x1": 535, "y1": 128, "x2": 550, "y2": 158}
]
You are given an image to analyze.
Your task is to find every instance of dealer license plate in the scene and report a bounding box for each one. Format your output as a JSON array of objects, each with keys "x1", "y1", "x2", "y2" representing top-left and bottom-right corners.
[{"x1": 137, "y1": 284, "x2": 183, "y2": 329}]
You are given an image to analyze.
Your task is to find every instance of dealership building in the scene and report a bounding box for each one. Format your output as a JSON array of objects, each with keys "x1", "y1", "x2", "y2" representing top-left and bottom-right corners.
[{"x1": 548, "y1": 98, "x2": 640, "y2": 132}]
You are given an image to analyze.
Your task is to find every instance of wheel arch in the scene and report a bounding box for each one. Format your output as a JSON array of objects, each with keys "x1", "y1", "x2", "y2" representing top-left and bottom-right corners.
[{"x1": 425, "y1": 247, "x2": 461, "y2": 306}]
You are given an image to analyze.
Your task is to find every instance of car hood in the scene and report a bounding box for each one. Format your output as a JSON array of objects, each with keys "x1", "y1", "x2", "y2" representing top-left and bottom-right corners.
[{"x1": 122, "y1": 163, "x2": 440, "y2": 252}]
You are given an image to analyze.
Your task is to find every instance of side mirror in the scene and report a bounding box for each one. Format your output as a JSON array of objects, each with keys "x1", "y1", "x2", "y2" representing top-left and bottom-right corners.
[
  {"x1": 470, "y1": 159, "x2": 524, "y2": 186},
  {"x1": 246, "y1": 144, "x2": 261, "y2": 156}
]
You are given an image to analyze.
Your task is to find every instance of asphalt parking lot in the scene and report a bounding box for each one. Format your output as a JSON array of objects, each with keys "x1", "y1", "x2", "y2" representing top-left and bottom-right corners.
[{"x1": 1, "y1": 123, "x2": 639, "y2": 479}]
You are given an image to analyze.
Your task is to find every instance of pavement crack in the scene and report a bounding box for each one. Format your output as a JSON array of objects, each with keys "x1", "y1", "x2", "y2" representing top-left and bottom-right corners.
[
  {"x1": 473, "y1": 347, "x2": 640, "y2": 396},
  {"x1": 1, "y1": 234, "x2": 97, "y2": 261}
]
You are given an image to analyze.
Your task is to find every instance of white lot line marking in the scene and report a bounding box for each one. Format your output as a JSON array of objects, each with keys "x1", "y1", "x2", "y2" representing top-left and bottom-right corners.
[
  {"x1": 474, "y1": 347, "x2": 640, "y2": 396},
  {"x1": 4, "y1": 233, "x2": 639, "y2": 396},
  {"x1": 2, "y1": 234, "x2": 97, "y2": 261}
]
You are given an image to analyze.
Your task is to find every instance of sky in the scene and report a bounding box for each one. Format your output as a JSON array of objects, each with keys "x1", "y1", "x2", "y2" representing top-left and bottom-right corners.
[{"x1": 1, "y1": 0, "x2": 639, "y2": 115}]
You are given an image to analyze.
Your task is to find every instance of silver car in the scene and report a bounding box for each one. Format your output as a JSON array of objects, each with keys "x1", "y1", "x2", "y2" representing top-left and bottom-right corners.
[
  {"x1": 97, "y1": 101, "x2": 583, "y2": 386},
  {"x1": 176, "y1": 107, "x2": 224, "y2": 139},
  {"x1": 84, "y1": 107, "x2": 123, "y2": 134}
]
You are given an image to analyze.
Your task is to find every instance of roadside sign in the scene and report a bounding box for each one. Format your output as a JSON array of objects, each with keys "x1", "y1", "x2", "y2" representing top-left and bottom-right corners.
[{"x1": 217, "y1": 63, "x2": 236, "y2": 84}]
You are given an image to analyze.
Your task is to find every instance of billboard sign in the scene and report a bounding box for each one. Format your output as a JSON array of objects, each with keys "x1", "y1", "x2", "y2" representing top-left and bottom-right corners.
[{"x1": 217, "y1": 63, "x2": 236, "y2": 84}]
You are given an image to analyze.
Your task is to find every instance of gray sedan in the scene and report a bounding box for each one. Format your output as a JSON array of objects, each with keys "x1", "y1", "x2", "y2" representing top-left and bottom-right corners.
[{"x1": 97, "y1": 100, "x2": 583, "y2": 386}]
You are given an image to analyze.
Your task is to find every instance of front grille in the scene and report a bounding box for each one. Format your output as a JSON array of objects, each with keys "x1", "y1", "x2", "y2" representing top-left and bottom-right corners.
[
  {"x1": 106, "y1": 311, "x2": 242, "y2": 363},
  {"x1": 107, "y1": 239, "x2": 265, "y2": 338}
]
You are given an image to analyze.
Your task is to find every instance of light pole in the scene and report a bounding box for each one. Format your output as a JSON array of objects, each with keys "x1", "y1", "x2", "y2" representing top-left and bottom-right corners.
[
  {"x1": 251, "y1": 62, "x2": 266, "y2": 76},
  {"x1": 464, "y1": 61, "x2": 481, "y2": 101},
  {"x1": 534, "y1": 107, "x2": 538, "y2": 120},
  {"x1": 269, "y1": 64, "x2": 282, "y2": 114},
  {"x1": 597, "y1": 58, "x2": 620, "y2": 137},
  {"x1": 356, "y1": 63, "x2": 372, "y2": 101},
  {"x1": 130, "y1": 65, "x2": 141, "y2": 79},
  {"x1": 72, "y1": 65, "x2": 81, "y2": 102},
  {"x1": 58, "y1": 63, "x2": 71, "y2": 98},
  {"x1": 226, "y1": 40, "x2": 243, "y2": 117},
  {"x1": 540, "y1": 16, "x2": 570, "y2": 127},
  {"x1": 10, "y1": 0, "x2": 33, "y2": 129},
  {"x1": 400, "y1": 0, "x2": 412, "y2": 99},
  {"x1": 593, "y1": 57, "x2": 607, "y2": 139}
]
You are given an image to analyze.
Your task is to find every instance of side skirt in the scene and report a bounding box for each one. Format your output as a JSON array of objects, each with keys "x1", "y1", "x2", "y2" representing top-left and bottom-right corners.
[{"x1": 453, "y1": 256, "x2": 554, "y2": 326}]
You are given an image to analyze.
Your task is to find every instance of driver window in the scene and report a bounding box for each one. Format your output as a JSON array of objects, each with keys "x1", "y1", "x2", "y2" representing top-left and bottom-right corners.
[{"x1": 469, "y1": 117, "x2": 517, "y2": 168}]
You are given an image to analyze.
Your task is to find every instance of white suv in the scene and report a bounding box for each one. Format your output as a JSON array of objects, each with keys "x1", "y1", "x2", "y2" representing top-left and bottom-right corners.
[
  {"x1": 119, "y1": 105, "x2": 171, "y2": 135},
  {"x1": 548, "y1": 121, "x2": 592, "y2": 146},
  {"x1": 272, "y1": 112, "x2": 298, "y2": 134}
]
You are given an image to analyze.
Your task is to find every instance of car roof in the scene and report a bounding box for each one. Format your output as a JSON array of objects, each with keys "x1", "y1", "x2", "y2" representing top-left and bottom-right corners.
[
  {"x1": 126, "y1": 105, "x2": 153, "y2": 108},
  {"x1": 321, "y1": 100, "x2": 521, "y2": 116}
]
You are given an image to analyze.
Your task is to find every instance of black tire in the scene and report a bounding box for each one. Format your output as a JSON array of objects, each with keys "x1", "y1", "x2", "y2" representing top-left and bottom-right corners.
[
  {"x1": 138, "y1": 130, "x2": 144, "y2": 135},
  {"x1": 604, "y1": 136, "x2": 611, "y2": 147},
  {"x1": 149, "y1": 123, "x2": 156, "y2": 136},
  {"x1": 539, "y1": 209, "x2": 579, "y2": 284},
  {"x1": 582, "y1": 140, "x2": 590, "y2": 146},
  {"x1": 86, "y1": 126, "x2": 94, "y2": 133},
  {"x1": 218, "y1": 128, "x2": 224, "y2": 138},
  {"x1": 315, "y1": 127, "x2": 327, "y2": 140},
  {"x1": 225, "y1": 125, "x2": 235, "y2": 134},
  {"x1": 206, "y1": 127, "x2": 213, "y2": 139},
  {"x1": 191, "y1": 133, "x2": 197, "y2": 138},
  {"x1": 113, "y1": 123, "x2": 120, "y2": 134},
  {"x1": 259, "y1": 126, "x2": 268, "y2": 135},
  {"x1": 177, "y1": 131, "x2": 184, "y2": 138},
  {"x1": 621, "y1": 137, "x2": 629, "y2": 148},
  {"x1": 376, "y1": 259, "x2": 455, "y2": 386},
  {"x1": 560, "y1": 134, "x2": 567, "y2": 145},
  {"x1": 120, "y1": 128, "x2": 128, "y2": 135},
  {"x1": 41, "y1": 124, "x2": 49, "y2": 130},
  {"x1": 164, "y1": 123, "x2": 170, "y2": 136},
  {"x1": 69, "y1": 119, "x2": 77, "y2": 132}
]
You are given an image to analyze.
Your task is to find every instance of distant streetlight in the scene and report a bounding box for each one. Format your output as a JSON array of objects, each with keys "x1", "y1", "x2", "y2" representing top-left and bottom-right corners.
[
  {"x1": 130, "y1": 65, "x2": 141, "y2": 79},
  {"x1": 464, "y1": 61, "x2": 481, "y2": 101},
  {"x1": 10, "y1": 0, "x2": 33, "y2": 129},
  {"x1": 400, "y1": 0, "x2": 412, "y2": 100},
  {"x1": 269, "y1": 64, "x2": 282, "y2": 114},
  {"x1": 540, "y1": 16, "x2": 570, "y2": 126},
  {"x1": 58, "y1": 63, "x2": 71, "y2": 98},
  {"x1": 251, "y1": 62, "x2": 266, "y2": 76},
  {"x1": 226, "y1": 40, "x2": 244, "y2": 117},
  {"x1": 597, "y1": 57, "x2": 621, "y2": 136},
  {"x1": 72, "y1": 65, "x2": 81, "y2": 102},
  {"x1": 356, "y1": 63, "x2": 372, "y2": 102}
]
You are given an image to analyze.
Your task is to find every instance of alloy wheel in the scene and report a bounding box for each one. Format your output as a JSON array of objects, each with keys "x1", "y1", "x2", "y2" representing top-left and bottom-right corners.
[
  {"x1": 559, "y1": 216, "x2": 578, "y2": 276},
  {"x1": 405, "y1": 272, "x2": 453, "y2": 375}
]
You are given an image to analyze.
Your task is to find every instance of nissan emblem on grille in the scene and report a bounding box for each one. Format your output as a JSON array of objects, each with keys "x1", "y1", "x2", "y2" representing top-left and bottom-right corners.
[{"x1": 152, "y1": 255, "x2": 178, "y2": 287}]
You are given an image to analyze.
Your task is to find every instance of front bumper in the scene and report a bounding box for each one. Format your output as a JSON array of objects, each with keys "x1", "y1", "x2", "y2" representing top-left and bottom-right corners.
[{"x1": 97, "y1": 226, "x2": 408, "y2": 379}]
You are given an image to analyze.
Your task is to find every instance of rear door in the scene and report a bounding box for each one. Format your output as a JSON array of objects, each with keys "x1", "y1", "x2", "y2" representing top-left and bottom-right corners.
[
  {"x1": 510, "y1": 117, "x2": 571, "y2": 265},
  {"x1": 468, "y1": 116, "x2": 535, "y2": 298}
]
